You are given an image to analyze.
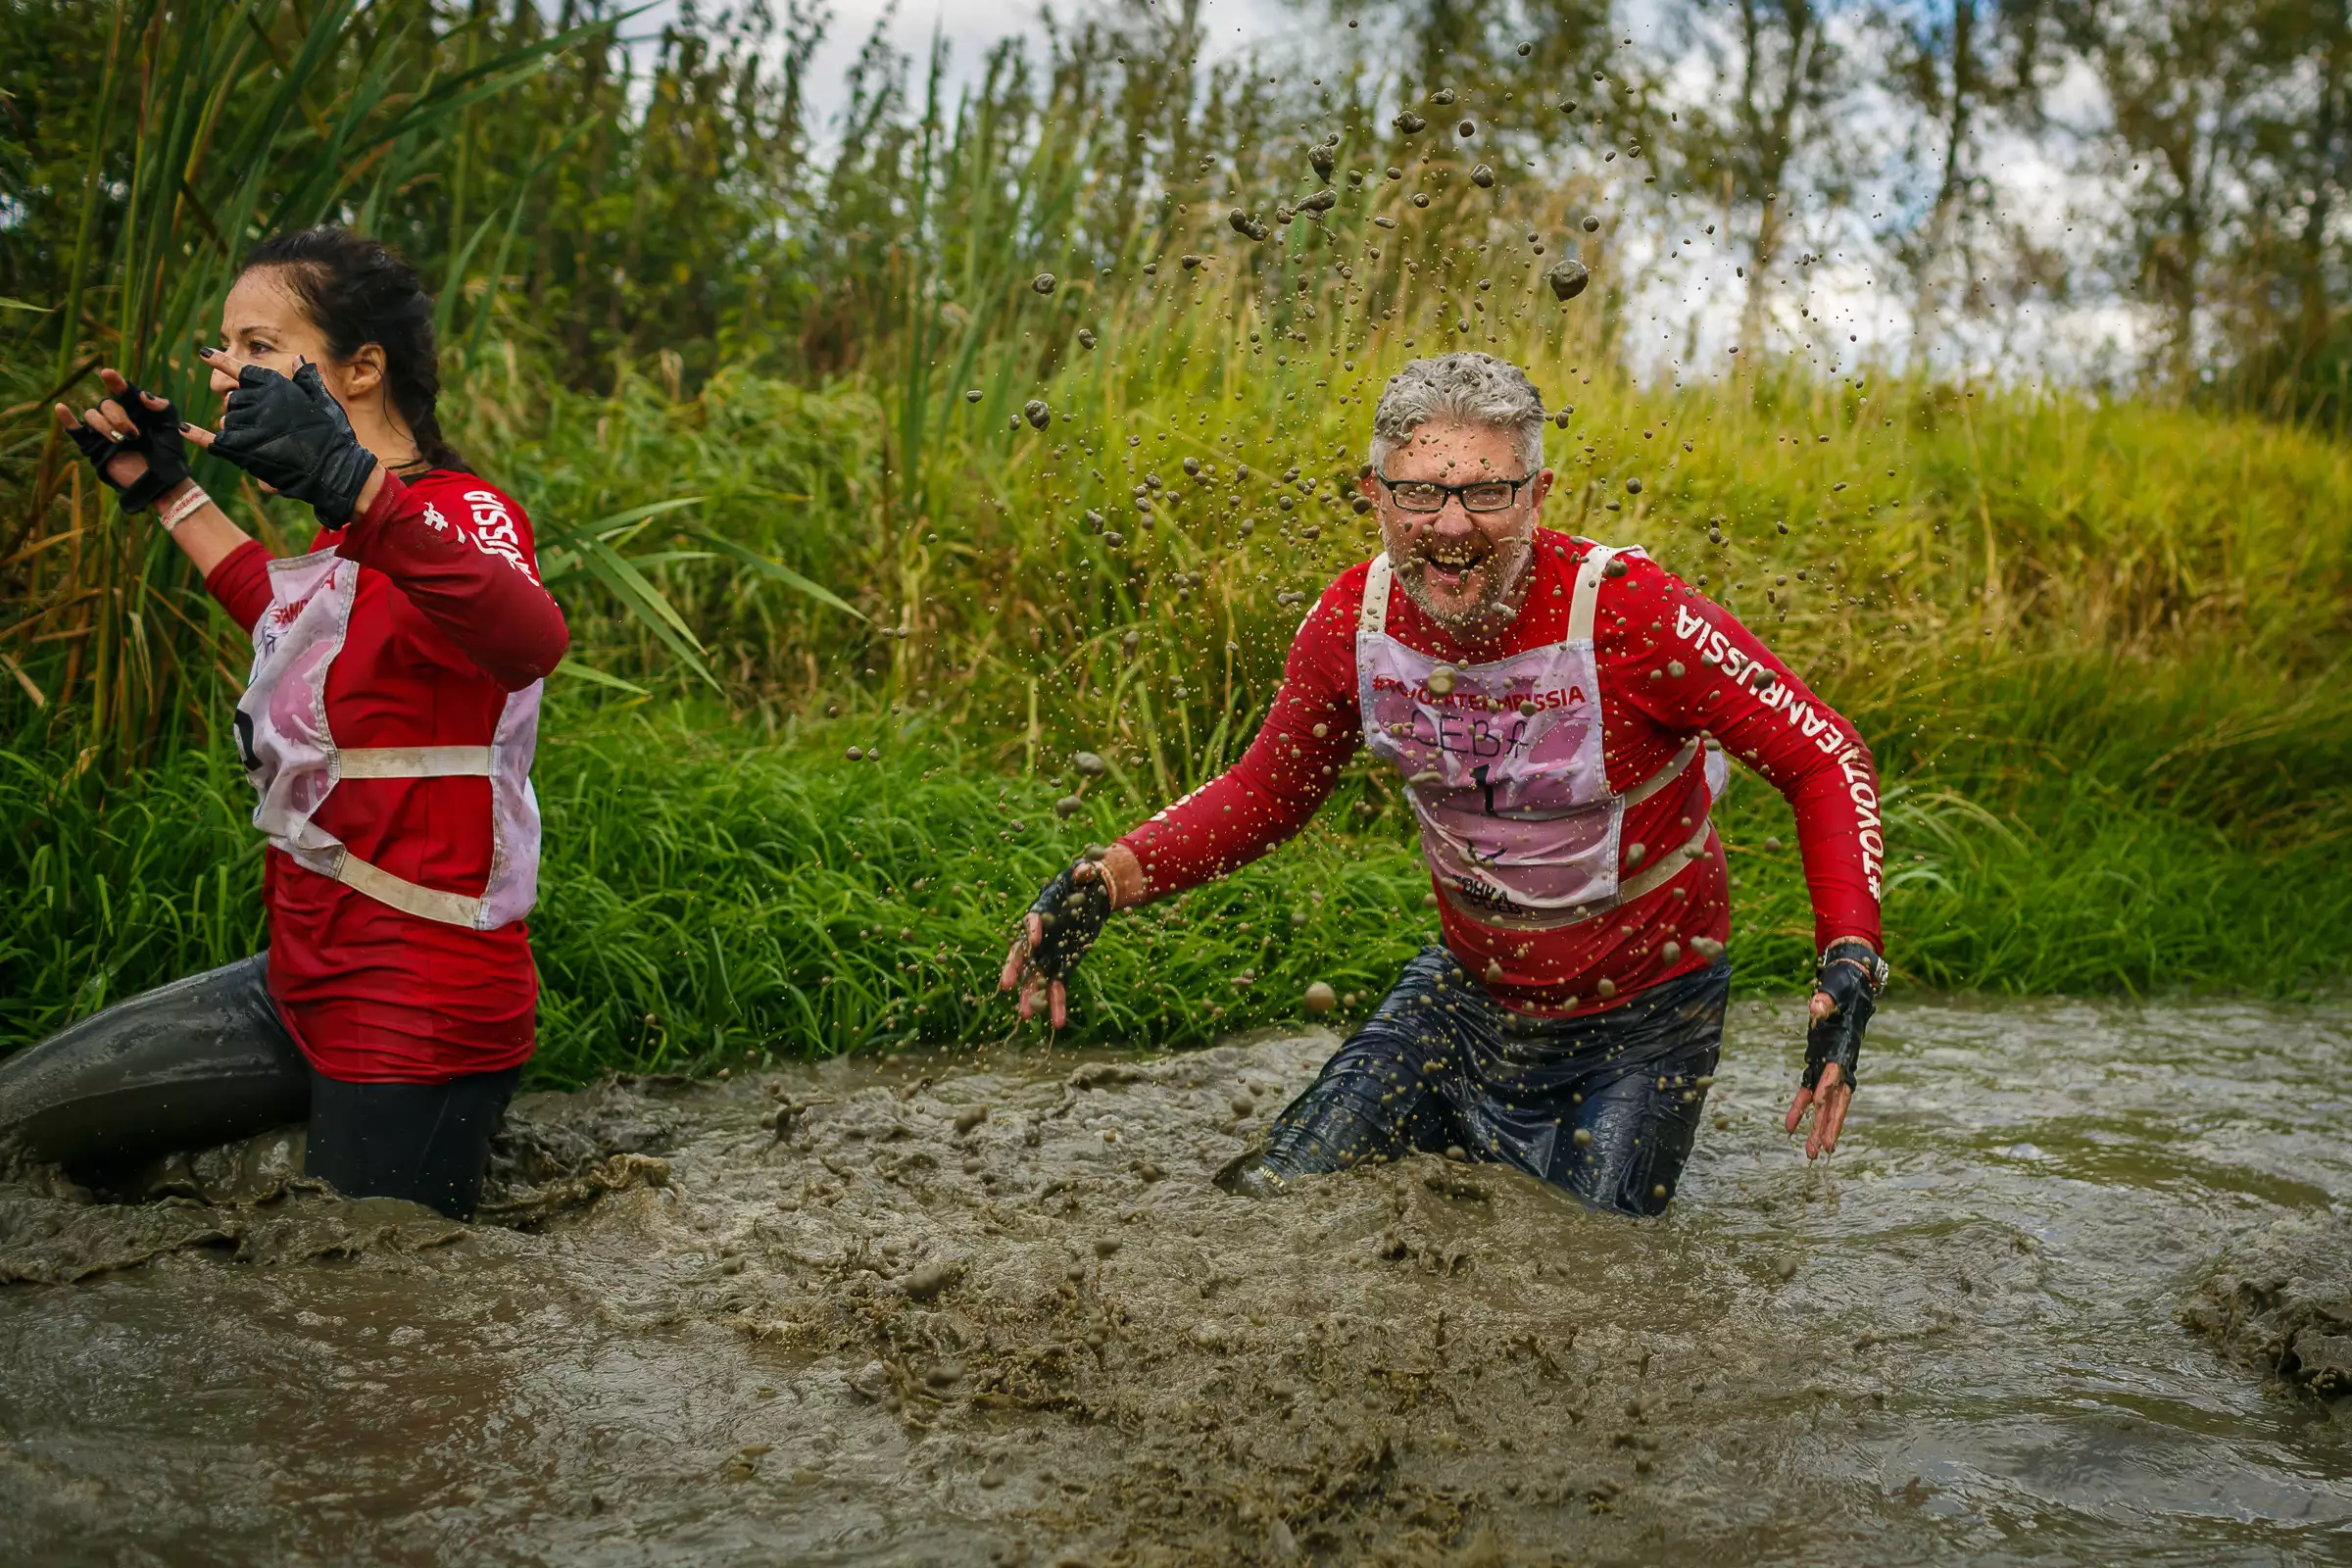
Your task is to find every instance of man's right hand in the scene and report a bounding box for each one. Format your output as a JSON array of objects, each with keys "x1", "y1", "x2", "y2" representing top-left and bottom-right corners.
[{"x1": 1000, "y1": 848, "x2": 1133, "y2": 1029}]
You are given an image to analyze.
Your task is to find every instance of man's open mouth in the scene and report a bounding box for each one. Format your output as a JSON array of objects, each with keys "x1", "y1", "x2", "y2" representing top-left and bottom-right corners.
[{"x1": 1415, "y1": 541, "x2": 1489, "y2": 591}]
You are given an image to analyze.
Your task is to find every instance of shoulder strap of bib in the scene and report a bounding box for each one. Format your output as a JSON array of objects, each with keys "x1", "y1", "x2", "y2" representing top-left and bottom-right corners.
[
  {"x1": 1360, "y1": 554, "x2": 1394, "y2": 643},
  {"x1": 1568, "y1": 543, "x2": 1619, "y2": 644}
]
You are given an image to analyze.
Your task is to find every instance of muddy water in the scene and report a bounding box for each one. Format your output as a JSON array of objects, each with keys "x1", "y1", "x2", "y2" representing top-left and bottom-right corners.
[{"x1": 3, "y1": 997, "x2": 2350, "y2": 1566}]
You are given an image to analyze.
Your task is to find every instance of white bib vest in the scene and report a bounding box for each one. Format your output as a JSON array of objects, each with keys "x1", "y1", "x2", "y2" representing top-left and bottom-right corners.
[
  {"x1": 1357, "y1": 543, "x2": 1727, "y2": 931},
  {"x1": 234, "y1": 543, "x2": 544, "y2": 931}
]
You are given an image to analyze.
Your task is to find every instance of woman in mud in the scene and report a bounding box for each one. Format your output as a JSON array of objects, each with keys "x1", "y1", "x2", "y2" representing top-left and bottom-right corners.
[
  {"x1": 1003, "y1": 353, "x2": 1887, "y2": 1217},
  {"x1": 1, "y1": 227, "x2": 566, "y2": 1220}
]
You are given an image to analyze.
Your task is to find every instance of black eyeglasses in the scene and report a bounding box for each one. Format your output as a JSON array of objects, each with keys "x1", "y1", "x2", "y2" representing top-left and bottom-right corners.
[{"x1": 1376, "y1": 472, "x2": 1537, "y2": 514}]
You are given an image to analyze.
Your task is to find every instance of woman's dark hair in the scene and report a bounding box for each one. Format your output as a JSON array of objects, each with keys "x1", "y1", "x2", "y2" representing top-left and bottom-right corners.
[{"x1": 242, "y1": 226, "x2": 469, "y2": 473}]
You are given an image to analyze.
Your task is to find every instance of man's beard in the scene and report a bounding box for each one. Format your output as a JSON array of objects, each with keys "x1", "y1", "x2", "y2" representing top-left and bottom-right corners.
[{"x1": 1388, "y1": 528, "x2": 1536, "y2": 634}]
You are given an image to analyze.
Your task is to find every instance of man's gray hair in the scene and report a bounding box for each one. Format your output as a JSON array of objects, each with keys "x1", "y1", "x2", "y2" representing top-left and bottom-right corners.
[{"x1": 1368, "y1": 353, "x2": 1547, "y2": 475}]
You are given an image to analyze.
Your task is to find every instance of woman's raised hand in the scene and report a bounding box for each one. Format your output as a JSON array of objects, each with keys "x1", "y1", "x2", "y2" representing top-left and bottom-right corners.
[
  {"x1": 53, "y1": 368, "x2": 191, "y2": 513},
  {"x1": 187, "y1": 348, "x2": 378, "y2": 525}
]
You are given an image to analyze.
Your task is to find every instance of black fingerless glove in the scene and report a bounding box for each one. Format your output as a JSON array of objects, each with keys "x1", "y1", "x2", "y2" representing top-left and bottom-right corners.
[
  {"x1": 1804, "y1": 939, "x2": 1887, "y2": 1092},
  {"x1": 210, "y1": 362, "x2": 378, "y2": 526},
  {"x1": 1022, "y1": 858, "x2": 1114, "y2": 980},
  {"x1": 63, "y1": 380, "x2": 191, "y2": 514}
]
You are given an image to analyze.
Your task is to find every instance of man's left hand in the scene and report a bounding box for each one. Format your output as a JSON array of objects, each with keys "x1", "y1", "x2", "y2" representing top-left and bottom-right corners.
[{"x1": 1784, "y1": 939, "x2": 1886, "y2": 1159}]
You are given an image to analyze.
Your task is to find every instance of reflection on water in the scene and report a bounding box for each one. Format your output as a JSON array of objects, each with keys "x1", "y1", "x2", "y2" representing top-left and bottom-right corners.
[{"x1": 2, "y1": 996, "x2": 2348, "y2": 1566}]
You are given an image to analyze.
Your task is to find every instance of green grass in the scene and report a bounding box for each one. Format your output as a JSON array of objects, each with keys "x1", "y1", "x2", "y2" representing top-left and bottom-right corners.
[{"x1": 8, "y1": 669, "x2": 2344, "y2": 1081}]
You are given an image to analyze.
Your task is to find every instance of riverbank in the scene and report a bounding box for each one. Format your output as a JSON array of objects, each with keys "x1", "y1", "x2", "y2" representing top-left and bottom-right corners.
[{"x1": 6, "y1": 680, "x2": 2345, "y2": 1076}]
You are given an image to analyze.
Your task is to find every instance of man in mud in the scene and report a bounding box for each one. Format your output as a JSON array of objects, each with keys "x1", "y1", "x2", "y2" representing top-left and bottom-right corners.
[{"x1": 1001, "y1": 354, "x2": 1887, "y2": 1216}]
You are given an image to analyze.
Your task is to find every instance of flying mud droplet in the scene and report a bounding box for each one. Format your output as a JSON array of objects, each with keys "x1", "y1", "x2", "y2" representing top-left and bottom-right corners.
[
  {"x1": 1764, "y1": 836, "x2": 1784, "y2": 852},
  {"x1": 1309, "y1": 143, "x2": 1337, "y2": 179},
  {"x1": 1545, "y1": 258, "x2": 1591, "y2": 302},
  {"x1": 1583, "y1": 216, "x2": 1601, "y2": 232},
  {"x1": 1620, "y1": 480, "x2": 1642, "y2": 499},
  {"x1": 1395, "y1": 111, "x2": 1427, "y2": 133},
  {"x1": 1183, "y1": 457, "x2": 1201, "y2": 477},
  {"x1": 1457, "y1": 119, "x2": 1477, "y2": 137},
  {"x1": 1304, "y1": 981, "x2": 1338, "y2": 1013},
  {"x1": 1181, "y1": 254, "x2": 1203, "y2": 270},
  {"x1": 1517, "y1": 40, "x2": 1533, "y2": 55},
  {"x1": 1661, "y1": 940, "x2": 1682, "y2": 964},
  {"x1": 1471, "y1": 164, "x2": 1494, "y2": 188},
  {"x1": 1484, "y1": 957, "x2": 1504, "y2": 982},
  {"x1": 1667, "y1": 660, "x2": 1686, "y2": 677},
  {"x1": 1024, "y1": 400, "x2": 1053, "y2": 430},
  {"x1": 1229, "y1": 208, "x2": 1270, "y2": 241},
  {"x1": 1032, "y1": 272, "x2": 1057, "y2": 295},
  {"x1": 1073, "y1": 751, "x2": 1108, "y2": 776},
  {"x1": 1557, "y1": 99, "x2": 1579, "y2": 114},
  {"x1": 845, "y1": 746, "x2": 864, "y2": 760},
  {"x1": 1299, "y1": 188, "x2": 1338, "y2": 216},
  {"x1": 1430, "y1": 88, "x2": 1456, "y2": 106},
  {"x1": 954, "y1": 1104, "x2": 990, "y2": 1134},
  {"x1": 964, "y1": 389, "x2": 982, "y2": 404},
  {"x1": 1775, "y1": 1254, "x2": 1800, "y2": 1281},
  {"x1": 1425, "y1": 664, "x2": 1458, "y2": 695},
  {"x1": 1690, "y1": 936, "x2": 1726, "y2": 960},
  {"x1": 1373, "y1": 216, "x2": 1397, "y2": 229},
  {"x1": 1573, "y1": 1127, "x2": 1593, "y2": 1148},
  {"x1": 1076, "y1": 327, "x2": 1098, "y2": 349},
  {"x1": 1411, "y1": 193, "x2": 1431, "y2": 209},
  {"x1": 1596, "y1": 977, "x2": 1618, "y2": 999},
  {"x1": 1054, "y1": 795, "x2": 1084, "y2": 818}
]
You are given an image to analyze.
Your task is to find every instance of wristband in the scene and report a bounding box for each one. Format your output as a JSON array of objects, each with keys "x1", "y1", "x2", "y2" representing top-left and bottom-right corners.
[{"x1": 158, "y1": 486, "x2": 211, "y2": 533}]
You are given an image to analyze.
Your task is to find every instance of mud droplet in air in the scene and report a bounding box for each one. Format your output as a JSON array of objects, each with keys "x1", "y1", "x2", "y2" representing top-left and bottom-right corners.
[
  {"x1": 1309, "y1": 143, "x2": 1336, "y2": 179},
  {"x1": 1545, "y1": 258, "x2": 1591, "y2": 301},
  {"x1": 1023, "y1": 400, "x2": 1052, "y2": 430},
  {"x1": 1031, "y1": 272, "x2": 1057, "y2": 295},
  {"x1": 1690, "y1": 936, "x2": 1726, "y2": 960},
  {"x1": 1457, "y1": 119, "x2": 1477, "y2": 137},
  {"x1": 1304, "y1": 981, "x2": 1338, "y2": 1013},
  {"x1": 1073, "y1": 751, "x2": 1109, "y2": 776},
  {"x1": 1076, "y1": 327, "x2": 1098, "y2": 349},
  {"x1": 1054, "y1": 795, "x2": 1084, "y2": 818},
  {"x1": 963, "y1": 389, "x2": 982, "y2": 404},
  {"x1": 1470, "y1": 164, "x2": 1494, "y2": 188},
  {"x1": 1395, "y1": 111, "x2": 1427, "y2": 133},
  {"x1": 845, "y1": 746, "x2": 864, "y2": 761},
  {"x1": 1573, "y1": 1127, "x2": 1593, "y2": 1148},
  {"x1": 1584, "y1": 216, "x2": 1601, "y2": 232},
  {"x1": 1426, "y1": 664, "x2": 1458, "y2": 695}
]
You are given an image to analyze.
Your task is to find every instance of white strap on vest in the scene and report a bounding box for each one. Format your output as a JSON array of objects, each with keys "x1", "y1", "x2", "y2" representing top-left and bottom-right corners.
[
  {"x1": 1437, "y1": 815, "x2": 1717, "y2": 930},
  {"x1": 302, "y1": 746, "x2": 497, "y2": 927},
  {"x1": 1568, "y1": 543, "x2": 1619, "y2": 643},
  {"x1": 1360, "y1": 553, "x2": 1395, "y2": 641},
  {"x1": 337, "y1": 745, "x2": 493, "y2": 780},
  {"x1": 322, "y1": 848, "x2": 486, "y2": 928}
]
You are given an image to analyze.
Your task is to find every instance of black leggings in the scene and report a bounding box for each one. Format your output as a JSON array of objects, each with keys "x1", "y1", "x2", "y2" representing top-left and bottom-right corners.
[
  {"x1": 1257, "y1": 947, "x2": 1732, "y2": 1216},
  {"x1": 0, "y1": 955, "x2": 518, "y2": 1220}
]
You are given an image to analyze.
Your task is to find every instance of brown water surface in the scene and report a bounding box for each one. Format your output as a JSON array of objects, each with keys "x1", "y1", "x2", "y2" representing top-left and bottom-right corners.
[{"x1": 2, "y1": 996, "x2": 2349, "y2": 1565}]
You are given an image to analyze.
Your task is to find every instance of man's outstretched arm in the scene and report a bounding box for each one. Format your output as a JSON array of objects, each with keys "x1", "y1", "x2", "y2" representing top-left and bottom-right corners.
[
  {"x1": 1602, "y1": 559, "x2": 1886, "y2": 1156},
  {"x1": 1003, "y1": 575, "x2": 1367, "y2": 1024}
]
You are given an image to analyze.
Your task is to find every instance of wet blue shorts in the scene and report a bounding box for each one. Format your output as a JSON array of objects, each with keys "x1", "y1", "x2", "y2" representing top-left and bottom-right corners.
[{"x1": 1257, "y1": 947, "x2": 1731, "y2": 1216}]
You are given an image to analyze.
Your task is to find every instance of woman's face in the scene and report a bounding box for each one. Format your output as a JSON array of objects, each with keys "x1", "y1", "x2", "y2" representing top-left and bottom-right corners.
[{"x1": 208, "y1": 269, "x2": 360, "y2": 406}]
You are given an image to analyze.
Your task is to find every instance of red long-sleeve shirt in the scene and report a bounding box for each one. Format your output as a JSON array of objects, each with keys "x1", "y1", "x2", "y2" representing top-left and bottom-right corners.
[
  {"x1": 205, "y1": 468, "x2": 568, "y2": 1082},
  {"x1": 1120, "y1": 529, "x2": 1883, "y2": 1013}
]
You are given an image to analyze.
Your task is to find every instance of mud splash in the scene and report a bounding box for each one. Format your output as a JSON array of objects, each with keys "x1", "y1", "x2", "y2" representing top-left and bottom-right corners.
[{"x1": 2, "y1": 997, "x2": 2349, "y2": 1564}]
